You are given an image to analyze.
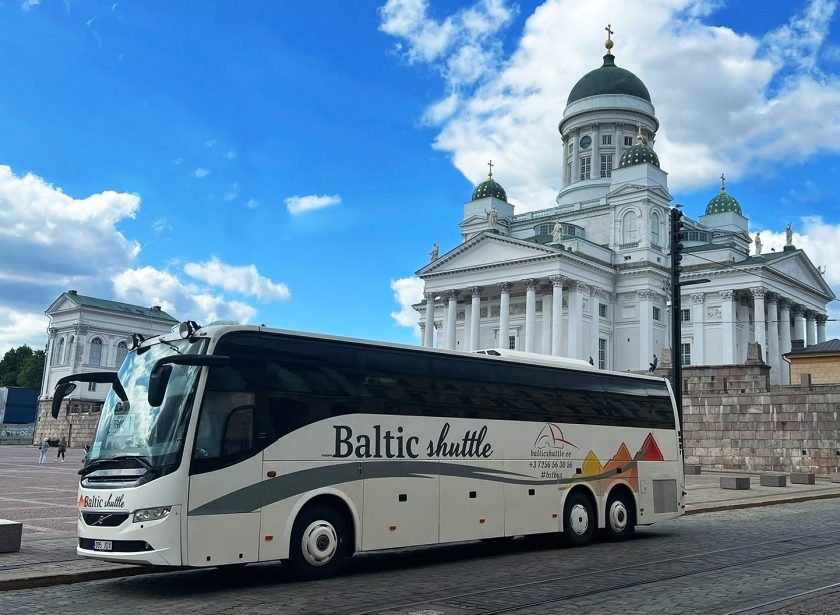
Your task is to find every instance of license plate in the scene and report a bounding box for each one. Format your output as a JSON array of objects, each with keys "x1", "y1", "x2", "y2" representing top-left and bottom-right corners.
[{"x1": 93, "y1": 540, "x2": 112, "y2": 551}]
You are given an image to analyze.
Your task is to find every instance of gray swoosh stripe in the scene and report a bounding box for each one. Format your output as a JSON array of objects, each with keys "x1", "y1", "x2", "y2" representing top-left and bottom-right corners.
[{"x1": 188, "y1": 455, "x2": 642, "y2": 516}]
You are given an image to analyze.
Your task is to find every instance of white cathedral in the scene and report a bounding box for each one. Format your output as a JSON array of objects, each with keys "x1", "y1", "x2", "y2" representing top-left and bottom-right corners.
[{"x1": 414, "y1": 32, "x2": 833, "y2": 385}]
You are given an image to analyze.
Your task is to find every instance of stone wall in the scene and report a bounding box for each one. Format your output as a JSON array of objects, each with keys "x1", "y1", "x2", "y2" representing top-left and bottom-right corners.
[
  {"x1": 34, "y1": 399, "x2": 102, "y2": 449},
  {"x1": 656, "y1": 360, "x2": 840, "y2": 476}
]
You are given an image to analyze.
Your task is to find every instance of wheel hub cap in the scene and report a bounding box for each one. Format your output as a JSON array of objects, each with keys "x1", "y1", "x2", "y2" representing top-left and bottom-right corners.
[
  {"x1": 609, "y1": 501, "x2": 628, "y2": 532},
  {"x1": 569, "y1": 503, "x2": 589, "y2": 535},
  {"x1": 301, "y1": 520, "x2": 337, "y2": 567}
]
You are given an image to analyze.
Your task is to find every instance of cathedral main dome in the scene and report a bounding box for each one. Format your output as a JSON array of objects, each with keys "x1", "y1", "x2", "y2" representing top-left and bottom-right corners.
[{"x1": 567, "y1": 53, "x2": 651, "y2": 105}]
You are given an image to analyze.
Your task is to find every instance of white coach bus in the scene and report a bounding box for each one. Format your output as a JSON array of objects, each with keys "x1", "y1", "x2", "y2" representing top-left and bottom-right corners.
[{"x1": 52, "y1": 323, "x2": 684, "y2": 580}]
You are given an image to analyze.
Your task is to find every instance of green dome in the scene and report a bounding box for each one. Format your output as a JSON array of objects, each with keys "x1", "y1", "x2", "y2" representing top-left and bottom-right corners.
[
  {"x1": 705, "y1": 175, "x2": 742, "y2": 215},
  {"x1": 618, "y1": 134, "x2": 659, "y2": 168},
  {"x1": 567, "y1": 54, "x2": 651, "y2": 105},
  {"x1": 471, "y1": 177, "x2": 507, "y2": 202}
]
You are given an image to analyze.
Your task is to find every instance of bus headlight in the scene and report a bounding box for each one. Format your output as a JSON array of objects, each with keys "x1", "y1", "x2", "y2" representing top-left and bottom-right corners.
[{"x1": 133, "y1": 506, "x2": 172, "y2": 523}]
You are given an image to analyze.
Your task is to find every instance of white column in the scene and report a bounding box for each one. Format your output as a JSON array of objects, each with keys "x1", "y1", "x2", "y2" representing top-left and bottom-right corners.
[
  {"x1": 766, "y1": 293, "x2": 780, "y2": 384},
  {"x1": 445, "y1": 290, "x2": 458, "y2": 351},
  {"x1": 793, "y1": 305, "x2": 806, "y2": 344},
  {"x1": 590, "y1": 287, "x2": 601, "y2": 365},
  {"x1": 434, "y1": 321, "x2": 443, "y2": 348},
  {"x1": 571, "y1": 128, "x2": 580, "y2": 183},
  {"x1": 817, "y1": 314, "x2": 827, "y2": 344},
  {"x1": 562, "y1": 138, "x2": 570, "y2": 187},
  {"x1": 524, "y1": 279, "x2": 537, "y2": 352},
  {"x1": 498, "y1": 282, "x2": 511, "y2": 350},
  {"x1": 638, "y1": 289, "x2": 654, "y2": 370},
  {"x1": 806, "y1": 311, "x2": 817, "y2": 347},
  {"x1": 568, "y1": 281, "x2": 584, "y2": 359},
  {"x1": 690, "y1": 292, "x2": 705, "y2": 365},
  {"x1": 779, "y1": 299, "x2": 792, "y2": 385},
  {"x1": 592, "y1": 123, "x2": 600, "y2": 178},
  {"x1": 540, "y1": 284, "x2": 552, "y2": 355},
  {"x1": 469, "y1": 286, "x2": 482, "y2": 351},
  {"x1": 614, "y1": 123, "x2": 622, "y2": 163},
  {"x1": 423, "y1": 292, "x2": 435, "y2": 347},
  {"x1": 720, "y1": 290, "x2": 736, "y2": 364},
  {"x1": 550, "y1": 275, "x2": 564, "y2": 356},
  {"x1": 751, "y1": 287, "x2": 766, "y2": 361}
]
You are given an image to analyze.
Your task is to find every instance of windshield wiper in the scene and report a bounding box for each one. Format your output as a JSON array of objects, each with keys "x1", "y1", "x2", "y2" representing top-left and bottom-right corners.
[
  {"x1": 163, "y1": 342, "x2": 182, "y2": 354},
  {"x1": 78, "y1": 454, "x2": 154, "y2": 476}
]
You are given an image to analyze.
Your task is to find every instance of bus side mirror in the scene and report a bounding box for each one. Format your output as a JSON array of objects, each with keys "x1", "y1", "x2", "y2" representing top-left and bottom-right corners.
[
  {"x1": 148, "y1": 364, "x2": 173, "y2": 408},
  {"x1": 51, "y1": 382, "x2": 77, "y2": 419}
]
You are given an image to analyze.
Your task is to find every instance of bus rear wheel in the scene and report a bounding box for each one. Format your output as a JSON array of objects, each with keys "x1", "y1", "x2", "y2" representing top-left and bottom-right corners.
[
  {"x1": 604, "y1": 491, "x2": 635, "y2": 540},
  {"x1": 562, "y1": 491, "x2": 595, "y2": 547},
  {"x1": 288, "y1": 505, "x2": 348, "y2": 581}
]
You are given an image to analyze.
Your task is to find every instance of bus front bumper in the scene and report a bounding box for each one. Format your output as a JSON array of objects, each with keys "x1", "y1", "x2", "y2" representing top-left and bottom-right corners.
[{"x1": 77, "y1": 505, "x2": 182, "y2": 566}]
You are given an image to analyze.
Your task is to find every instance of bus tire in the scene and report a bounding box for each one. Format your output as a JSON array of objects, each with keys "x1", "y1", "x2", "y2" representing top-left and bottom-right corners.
[
  {"x1": 288, "y1": 505, "x2": 348, "y2": 580},
  {"x1": 562, "y1": 491, "x2": 595, "y2": 547},
  {"x1": 604, "y1": 490, "x2": 635, "y2": 540}
]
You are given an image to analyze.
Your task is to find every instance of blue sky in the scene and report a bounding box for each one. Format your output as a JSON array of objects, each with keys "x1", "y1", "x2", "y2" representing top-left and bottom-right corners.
[{"x1": 1, "y1": 0, "x2": 840, "y2": 354}]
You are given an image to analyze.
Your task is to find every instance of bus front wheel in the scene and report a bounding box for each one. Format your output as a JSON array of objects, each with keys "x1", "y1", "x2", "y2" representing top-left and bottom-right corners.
[
  {"x1": 562, "y1": 491, "x2": 595, "y2": 547},
  {"x1": 288, "y1": 505, "x2": 348, "y2": 580}
]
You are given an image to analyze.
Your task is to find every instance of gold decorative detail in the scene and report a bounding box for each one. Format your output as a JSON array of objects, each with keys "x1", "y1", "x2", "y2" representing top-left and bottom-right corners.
[
  {"x1": 605, "y1": 24, "x2": 614, "y2": 55},
  {"x1": 720, "y1": 172, "x2": 726, "y2": 193},
  {"x1": 487, "y1": 159, "x2": 494, "y2": 179},
  {"x1": 636, "y1": 124, "x2": 644, "y2": 145}
]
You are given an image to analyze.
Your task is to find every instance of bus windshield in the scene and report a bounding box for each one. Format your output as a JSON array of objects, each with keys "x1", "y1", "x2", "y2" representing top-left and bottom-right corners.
[{"x1": 88, "y1": 337, "x2": 208, "y2": 469}]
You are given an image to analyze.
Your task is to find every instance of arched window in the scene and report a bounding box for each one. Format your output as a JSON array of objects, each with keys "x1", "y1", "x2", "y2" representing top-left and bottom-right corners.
[
  {"x1": 115, "y1": 341, "x2": 128, "y2": 367},
  {"x1": 89, "y1": 338, "x2": 103, "y2": 366},
  {"x1": 67, "y1": 336, "x2": 74, "y2": 364},
  {"x1": 53, "y1": 338, "x2": 64, "y2": 366},
  {"x1": 651, "y1": 211, "x2": 661, "y2": 246},
  {"x1": 622, "y1": 211, "x2": 638, "y2": 244}
]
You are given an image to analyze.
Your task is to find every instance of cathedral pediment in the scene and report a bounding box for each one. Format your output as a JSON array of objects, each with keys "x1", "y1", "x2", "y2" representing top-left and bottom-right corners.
[
  {"x1": 417, "y1": 233, "x2": 558, "y2": 276},
  {"x1": 764, "y1": 251, "x2": 834, "y2": 299},
  {"x1": 607, "y1": 184, "x2": 671, "y2": 202},
  {"x1": 46, "y1": 296, "x2": 80, "y2": 314}
]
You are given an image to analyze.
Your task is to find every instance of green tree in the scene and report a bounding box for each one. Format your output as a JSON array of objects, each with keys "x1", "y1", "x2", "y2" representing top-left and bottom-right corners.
[
  {"x1": 17, "y1": 350, "x2": 45, "y2": 390},
  {"x1": 0, "y1": 345, "x2": 43, "y2": 389}
]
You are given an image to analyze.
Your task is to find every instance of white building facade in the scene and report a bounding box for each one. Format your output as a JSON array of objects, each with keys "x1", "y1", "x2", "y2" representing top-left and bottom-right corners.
[
  {"x1": 35, "y1": 290, "x2": 178, "y2": 446},
  {"x1": 415, "y1": 39, "x2": 834, "y2": 385}
]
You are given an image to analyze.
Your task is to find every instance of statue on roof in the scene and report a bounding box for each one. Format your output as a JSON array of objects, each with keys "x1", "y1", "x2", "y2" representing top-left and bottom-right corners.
[
  {"x1": 552, "y1": 221, "x2": 563, "y2": 243},
  {"x1": 754, "y1": 232, "x2": 762, "y2": 255},
  {"x1": 485, "y1": 207, "x2": 498, "y2": 229},
  {"x1": 429, "y1": 243, "x2": 439, "y2": 261},
  {"x1": 785, "y1": 222, "x2": 793, "y2": 247}
]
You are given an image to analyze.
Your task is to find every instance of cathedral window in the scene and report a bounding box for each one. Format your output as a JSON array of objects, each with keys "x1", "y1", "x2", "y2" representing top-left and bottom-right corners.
[
  {"x1": 598, "y1": 338, "x2": 607, "y2": 369},
  {"x1": 681, "y1": 343, "x2": 692, "y2": 365},
  {"x1": 88, "y1": 382, "x2": 97, "y2": 392},
  {"x1": 651, "y1": 211, "x2": 661, "y2": 246},
  {"x1": 653, "y1": 306, "x2": 662, "y2": 321},
  {"x1": 535, "y1": 223, "x2": 552, "y2": 236},
  {"x1": 53, "y1": 338, "x2": 64, "y2": 366},
  {"x1": 602, "y1": 134, "x2": 612, "y2": 146},
  {"x1": 681, "y1": 309, "x2": 691, "y2": 322},
  {"x1": 579, "y1": 156, "x2": 591, "y2": 180},
  {"x1": 624, "y1": 135, "x2": 633, "y2": 146},
  {"x1": 89, "y1": 337, "x2": 103, "y2": 366},
  {"x1": 599, "y1": 303, "x2": 607, "y2": 318},
  {"x1": 600, "y1": 154, "x2": 613, "y2": 178},
  {"x1": 115, "y1": 341, "x2": 128, "y2": 367},
  {"x1": 621, "y1": 211, "x2": 638, "y2": 244}
]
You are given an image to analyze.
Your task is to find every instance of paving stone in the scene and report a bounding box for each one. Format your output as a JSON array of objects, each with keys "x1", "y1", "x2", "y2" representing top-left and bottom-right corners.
[
  {"x1": 760, "y1": 474, "x2": 787, "y2": 487},
  {"x1": 720, "y1": 476, "x2": 751, "y2": 490},
  {"x1": 790, "y1": 472, "x2": 816, "y2": 485}
]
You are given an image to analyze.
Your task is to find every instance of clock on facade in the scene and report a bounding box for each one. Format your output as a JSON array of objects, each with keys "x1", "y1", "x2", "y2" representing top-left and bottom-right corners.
[{"x1": 579, "y1": 135, "x2": 592, "y2": 149}]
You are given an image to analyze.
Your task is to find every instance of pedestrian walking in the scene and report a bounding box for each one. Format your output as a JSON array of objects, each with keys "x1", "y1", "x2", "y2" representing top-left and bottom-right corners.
[
  {"x1": 38, "y1": 438, "x2": 50, "y2": 464},
  {"x1": 56, "y1": 437, "x2": 67, "y2": 462},
  {"x1": 82, "y1": 444, "x2": 91, "y2": 465}
]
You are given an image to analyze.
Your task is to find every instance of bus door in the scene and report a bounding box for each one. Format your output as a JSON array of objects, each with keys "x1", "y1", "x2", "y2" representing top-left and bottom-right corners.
[{"x1": 186, "y1": 389, "x2": 265, "y2": 566}]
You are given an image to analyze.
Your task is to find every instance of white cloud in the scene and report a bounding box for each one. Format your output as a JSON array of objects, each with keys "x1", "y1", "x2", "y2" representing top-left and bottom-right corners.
[
  {"x1": 224, "y1": 182, "x2": 240, "y2": 201},
  {"x1": 227, "y1": 150, "x2": 237, "y2": 160},
  {"x1": 246, "y1": 198, "x2": 258, "y2": 209},
  {"x1": 194, "y1": 168, "x2": 210, "y2": 179},
  {"x1": 113, "y1": 267, "x2": 258, "y2": 325},
  {"x1": 183, "y1": 257, "x2": 291, "y2": 301},
  {"x1": 151, "y1": 218, "x2": 171, "y2": 233},
  {"x1": 0, "y1": 308, "x2": 48, "y2": 356},
  {"x1": 285, "y1": 193, "x2": 341, "y2": 215},
  {"x1": 173, "y1": 157, "x2": 183, "y2": 166},
  {"x1": 21, "y1": 0, "x2": 41, "y2": 10},
  {"x1": 390, "y1": 276, "x2": 424, "y2": 336},
  {"x1": 380, "y1": 0, "x2": 840, "y2": 210}
]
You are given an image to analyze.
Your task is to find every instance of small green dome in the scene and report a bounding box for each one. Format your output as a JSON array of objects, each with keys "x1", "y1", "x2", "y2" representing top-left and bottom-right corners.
[
  {"x1": 567, "y1": 54, "x2": 651, "y2": 105},
  {"x1": 705, "y1": 174, "x2": 742, "y2": 215},
  {"x1": 471, "y1": 165, "x2": 507, "y2": 202},
  {"x1": 618, "y1": 133, "x2": 659, "y2": 168}
]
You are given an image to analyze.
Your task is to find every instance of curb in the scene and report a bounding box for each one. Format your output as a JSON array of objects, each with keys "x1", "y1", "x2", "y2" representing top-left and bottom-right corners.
[
  {"x1": 0, "y1": 565, "x2": 165, "y2": 592},
  {"x1": 685, "y1": 490, "x2": 840, "y2": 515}
]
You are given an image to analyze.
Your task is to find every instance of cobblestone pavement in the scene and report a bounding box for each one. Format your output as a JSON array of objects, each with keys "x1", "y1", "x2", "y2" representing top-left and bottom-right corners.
[{"x1": 2, "y1": 498, "x2": 839, "y2": 614}]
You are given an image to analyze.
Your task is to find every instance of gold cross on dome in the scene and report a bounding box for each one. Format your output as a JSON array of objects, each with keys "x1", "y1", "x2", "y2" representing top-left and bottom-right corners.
[
  {"x1": 487, "y1": 159, "x2": 494, "y2": 179},
  {"x1": 721, "y1": 173, "x2": 726, "y2": 192},
  {"x1": 605, "y1": 24, "x2": 614, "y2": 54}
]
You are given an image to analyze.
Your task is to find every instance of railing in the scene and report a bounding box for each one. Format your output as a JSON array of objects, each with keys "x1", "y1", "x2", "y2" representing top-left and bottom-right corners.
[{"x1": 618, "y1": 241, "x2": 639, "y2": 249}]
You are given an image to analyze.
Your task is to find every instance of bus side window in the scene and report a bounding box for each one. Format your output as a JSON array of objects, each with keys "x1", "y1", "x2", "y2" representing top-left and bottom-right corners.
[{"x1": 221, "y1": 405, "x2": 255, "y2": 457}]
